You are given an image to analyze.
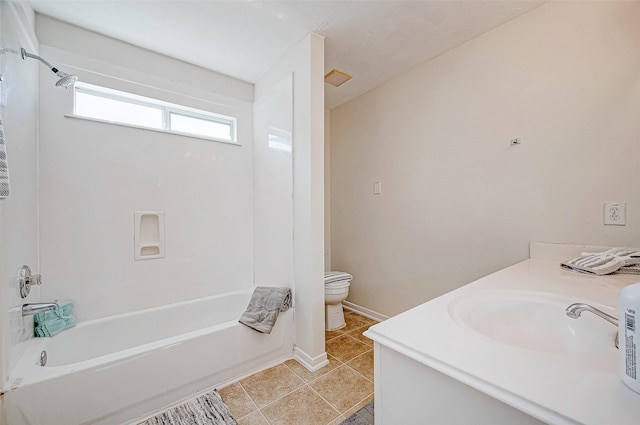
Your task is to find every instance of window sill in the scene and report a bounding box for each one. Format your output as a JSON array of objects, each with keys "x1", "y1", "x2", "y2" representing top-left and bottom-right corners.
[{"x1": 64, "y1": 114, "x2": 241, "y2": 146}]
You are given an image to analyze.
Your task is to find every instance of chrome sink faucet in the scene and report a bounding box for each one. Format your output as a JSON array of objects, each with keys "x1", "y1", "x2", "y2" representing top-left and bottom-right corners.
[
  {"x1": 566, "y1": 303, "x2": 619, "y2": 348},
  {"x1": 22, "y1": 301, "x2": 59, "y2": 317},
  {"x1": 566, "y1": 303, "x2": 618, "y2": 326}
]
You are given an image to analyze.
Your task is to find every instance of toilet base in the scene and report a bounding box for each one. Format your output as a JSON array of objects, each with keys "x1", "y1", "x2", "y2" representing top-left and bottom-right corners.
[{"x1": 325, "y1": 303, "x2": 346, "y2": 331}]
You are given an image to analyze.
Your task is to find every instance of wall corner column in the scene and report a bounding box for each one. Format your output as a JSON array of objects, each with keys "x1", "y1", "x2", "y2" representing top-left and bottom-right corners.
[{"x1": 292, "y1": 32, "x2": 327, "y2": 370}]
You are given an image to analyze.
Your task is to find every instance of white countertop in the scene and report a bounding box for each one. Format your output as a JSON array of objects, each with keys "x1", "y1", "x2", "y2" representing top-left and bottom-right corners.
[{"x1": 365, "y1": 243, "x2": 640, "y2": 425}]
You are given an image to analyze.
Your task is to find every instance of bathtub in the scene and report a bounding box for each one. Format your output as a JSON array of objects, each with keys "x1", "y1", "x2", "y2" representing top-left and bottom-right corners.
[{"x1": 4, "y1": 287, "x2": 294, "y2": 425}]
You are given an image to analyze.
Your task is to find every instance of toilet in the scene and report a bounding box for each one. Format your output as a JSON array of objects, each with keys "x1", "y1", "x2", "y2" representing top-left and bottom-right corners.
[{"x1": 324, "y1": 271, "x2": 352, "y2": 330}]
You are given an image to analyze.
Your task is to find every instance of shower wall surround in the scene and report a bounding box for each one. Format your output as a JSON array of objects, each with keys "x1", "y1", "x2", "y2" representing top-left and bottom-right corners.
[
  {"x1": 35, "y1": 17, "x2": 255, "y2": 322},
  {"x1": 33, "y1": 18, "x2": 326, "y2": 370},
  {"x1": 0, "y1": 12, "x2": 325, "y2": 394},
  {"x1": 253, "y1": 75, "x2": 294, "y2": 286},
  {"x1": 0, "y1": 1, "x2": 39, "y2": 386}
]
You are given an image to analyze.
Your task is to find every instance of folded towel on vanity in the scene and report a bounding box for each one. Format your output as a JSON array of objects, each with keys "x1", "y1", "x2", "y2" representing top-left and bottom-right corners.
[
  {"x1": 561, "y1": 247, "x2": 640, "y2": 275},
  {"x1": 239, "y1": 287, "x2": 292, "y2": 334},
  {"x1": 34, "y1": 300, "x2": 77, "y2": 338},
  {"x1": 617, "y1": 265, "x2": 640, "y2": 274},
  {"x1": 0, "y1": 117, "x2": 11, "y2": 199}
]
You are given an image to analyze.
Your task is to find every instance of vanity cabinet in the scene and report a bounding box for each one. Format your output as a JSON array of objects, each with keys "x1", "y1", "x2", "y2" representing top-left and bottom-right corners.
[
  {"x1": 374, "y1": 343, "x2": 545, "y2": 425},
  {"x1": 365, "y1": 244, "x2": 640, "y2": 425}
]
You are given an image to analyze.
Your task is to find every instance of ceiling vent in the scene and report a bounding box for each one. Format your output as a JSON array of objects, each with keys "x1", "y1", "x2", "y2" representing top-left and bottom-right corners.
[{"x1": 324, "y1": 69, "x2": 351, "y2": 87}]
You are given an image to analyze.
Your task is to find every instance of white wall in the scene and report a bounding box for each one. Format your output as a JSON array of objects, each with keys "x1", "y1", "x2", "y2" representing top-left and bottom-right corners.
[
  {"x1": 34, "y1": 14, "x2": 252, "y2": 103},
  {"x1": 324, "y1": 109, "x2": 331, "y2": 272},
  {"x1": 330, "y1": 1, "x2": 640, "y2": 317},
  {"x1": 0, "y1": 0, "x2": 39, "y2": 388},
  {"x1": 35, "y1": 16, "x2": 255, "y2": 321},
  {"x1": 256, "y1": 33, "x2": 326, "y2": 370}
]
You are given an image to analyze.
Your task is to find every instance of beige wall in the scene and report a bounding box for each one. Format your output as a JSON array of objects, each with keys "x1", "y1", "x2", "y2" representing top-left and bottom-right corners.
[
  {"x1": 325, "y1": 109, "x2": 332, "y2": 272},
  {"x1": 330, "y1": 1, "x2": 640, "y2": 317}
]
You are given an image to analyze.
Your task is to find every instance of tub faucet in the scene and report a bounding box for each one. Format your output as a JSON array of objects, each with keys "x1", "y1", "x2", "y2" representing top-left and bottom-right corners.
[
  {"x1": 566, "y1": 303, "x2": 619, "y2": 348},
  {"x1": 22, "y1": 301, "x2": 59, "y2": 317}
]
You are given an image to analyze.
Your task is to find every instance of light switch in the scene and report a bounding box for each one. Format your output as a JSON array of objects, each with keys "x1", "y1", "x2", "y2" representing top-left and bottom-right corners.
[{"x1": 373, "y1": 181, "x2": 382, "y2": 195}]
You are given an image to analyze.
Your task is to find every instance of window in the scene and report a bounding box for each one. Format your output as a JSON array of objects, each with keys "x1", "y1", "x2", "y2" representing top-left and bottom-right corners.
[{"x1": 73, "y1": 82, "x2": 237, "y2": 143}]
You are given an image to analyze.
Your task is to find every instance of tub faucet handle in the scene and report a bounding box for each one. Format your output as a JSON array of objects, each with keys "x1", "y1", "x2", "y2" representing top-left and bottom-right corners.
[
  {"x1": 28, "y1": 273, "x2": 41, "y2": 286},
  {"x1": 18, "y1": 265, "x2": 42, "y2": 298}
]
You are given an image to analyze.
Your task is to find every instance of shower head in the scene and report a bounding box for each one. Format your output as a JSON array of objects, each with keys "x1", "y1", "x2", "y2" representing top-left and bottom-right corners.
[
  {"x1": 16, "y1": 47, "x2": 78, "y2": 88},
  {"x1": 55, "y1": 71, "x2": 78, "y2": 88}
]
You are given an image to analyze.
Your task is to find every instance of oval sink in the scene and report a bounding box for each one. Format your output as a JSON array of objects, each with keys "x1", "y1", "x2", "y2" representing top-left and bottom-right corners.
[{"x1": 448, "y1": 290, "x2": 616, "y2": 354}]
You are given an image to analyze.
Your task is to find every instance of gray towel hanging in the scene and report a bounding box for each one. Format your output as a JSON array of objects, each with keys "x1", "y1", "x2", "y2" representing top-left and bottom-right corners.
[
  {"x1": 239, "y1": 287, "x2": 292, "y2": 334},
  {"x1": 0, "y1": 117, "x2": 10, "y2": 199}
]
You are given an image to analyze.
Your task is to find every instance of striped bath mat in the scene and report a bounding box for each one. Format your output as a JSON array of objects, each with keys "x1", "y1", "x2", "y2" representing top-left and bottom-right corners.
[{"x1": 139, "y1": 389, "x2": 237, "y2": 425}]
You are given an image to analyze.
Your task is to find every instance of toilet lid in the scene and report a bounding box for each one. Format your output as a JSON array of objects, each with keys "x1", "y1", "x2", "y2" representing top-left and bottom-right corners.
[
  {"x1": 324, "y1": 280, "x2": 350, "y2": 289},
  {"x1": 325, "y1": 271, "x2": 352, "y2": 284}
]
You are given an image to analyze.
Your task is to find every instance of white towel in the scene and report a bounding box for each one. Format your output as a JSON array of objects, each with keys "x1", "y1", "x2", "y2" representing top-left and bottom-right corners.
[
  {"x1": 561, "y1": 247, "x2": 640, "y2": 275},
  {"x1": 561, "y1": 254, "x2": 624, "y2": 275},
  {"x1": 0, "y1": 117, "x2": 9, "y2": 199}
]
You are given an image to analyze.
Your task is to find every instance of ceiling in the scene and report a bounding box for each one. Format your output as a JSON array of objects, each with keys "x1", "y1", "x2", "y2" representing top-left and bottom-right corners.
[{"x1": 29, "y1": 0, "x2": 544, "y2": 109}]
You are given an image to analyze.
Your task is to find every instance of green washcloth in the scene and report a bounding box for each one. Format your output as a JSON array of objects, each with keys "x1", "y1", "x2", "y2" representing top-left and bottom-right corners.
[
  {"x1": 35, "y1": 315, "x2": 77, "y2": 337},
  {"x1": 34, "y1": 300, "x2": 77, "y2": 337},
  {"x1": 34, "y1": 300, "x2": 74, "y2": 323}
]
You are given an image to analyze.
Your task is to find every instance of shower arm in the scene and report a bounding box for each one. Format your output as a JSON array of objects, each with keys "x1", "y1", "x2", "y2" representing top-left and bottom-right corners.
[
  {"x1": 1, "y1": 46, "x2": 78, "y2": 87},
  {"x1": 2, "y1": 47, "x2": 56, "y2": 73},
  {"x1": 20, "y1": 48, "x2": 66, "y2": 77}
]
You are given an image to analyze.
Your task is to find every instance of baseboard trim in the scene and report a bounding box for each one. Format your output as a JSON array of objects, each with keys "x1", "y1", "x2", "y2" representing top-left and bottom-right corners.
[
  {"x1": 293, "y1": 347, "x2": 329, "y2": 372},
  {"x1": 343, "y1": 301, "x2": 389, "y2": 322}
]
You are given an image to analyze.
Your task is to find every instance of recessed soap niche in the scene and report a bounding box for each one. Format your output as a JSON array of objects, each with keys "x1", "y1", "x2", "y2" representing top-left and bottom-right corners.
[{"x1": 134, "y1": 211, "x2": 165, "y2": 260}]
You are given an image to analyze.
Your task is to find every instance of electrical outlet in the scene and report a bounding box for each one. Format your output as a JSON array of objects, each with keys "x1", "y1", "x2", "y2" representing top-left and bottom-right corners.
[{"x1": 604, "y1": 202, "x2": 626, "y2": 226}]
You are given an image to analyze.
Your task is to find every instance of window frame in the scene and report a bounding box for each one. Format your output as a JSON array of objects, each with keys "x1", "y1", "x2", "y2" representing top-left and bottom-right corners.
[{"x1": 72, "y1": 82, "x2": 238, "y2": 144}]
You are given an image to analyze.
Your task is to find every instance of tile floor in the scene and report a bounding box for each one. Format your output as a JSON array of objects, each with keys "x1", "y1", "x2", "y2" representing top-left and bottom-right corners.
[{"x1": 219, "y1": 311, "x2": 377, "y2": 425}]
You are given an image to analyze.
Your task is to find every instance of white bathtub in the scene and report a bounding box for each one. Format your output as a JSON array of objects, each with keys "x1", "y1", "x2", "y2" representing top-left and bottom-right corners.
[{"x1": 4, "y1": 287, "x2": 293, "y2": 425}]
